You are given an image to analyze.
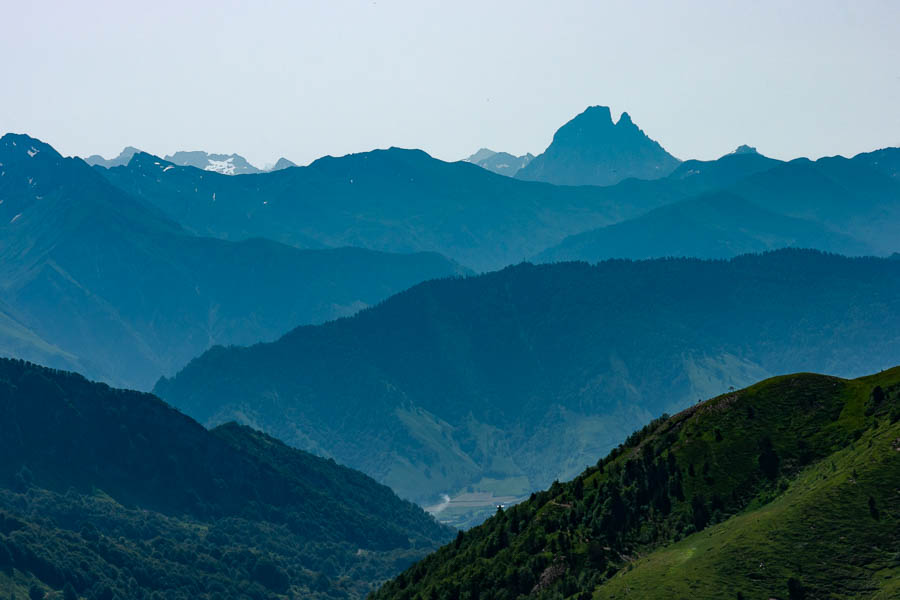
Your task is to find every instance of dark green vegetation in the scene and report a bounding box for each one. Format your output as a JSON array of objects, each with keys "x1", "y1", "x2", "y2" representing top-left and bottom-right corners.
[
  {"x1": 538, "y1": 147, "x2": 900, "y2": 262},
  {"x1": 0, "y1": 357, "x2": 451, "y2": 600},
  {"x1": 155, "y1": 251, "x2": 900, "y2": 521},
  {"x1": 0, "y1": 134, "x2": 465, "y2": 389},
  {"x1": 515, "y1": 106, "x2": 681, "y2": 186},
  {"x1": 373, "y1": 367, "x2": 900, "y2": 600},
  {"x1": 464, "y1": 149, "x2": 534, "y2": 177},
  {"x1": 536, "y1": 191, "x2": 873, "y2": 262}
]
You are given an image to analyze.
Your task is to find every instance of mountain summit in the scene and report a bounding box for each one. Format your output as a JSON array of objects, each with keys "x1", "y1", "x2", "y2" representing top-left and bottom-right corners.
[
  {"x1": 516, "y1": 106, "x2": 680, "y2": 186},
  {"x1": 164, "y1": 150, "x2": 262, "y2": 174}
]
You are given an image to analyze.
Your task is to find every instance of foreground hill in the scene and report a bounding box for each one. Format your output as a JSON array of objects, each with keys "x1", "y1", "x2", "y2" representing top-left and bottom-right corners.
[
  {"x1": 155, "y1": 251, "x2": 900, "y2": 522},
  {"x1": 515, "y1": 106, "x2": 681, "y2": 186},
  {"x1": 0, "y1": 358, "x2": 451, "y2": 600},
  {"x1": 0, "y1": 134, "x2": 466, "y2": 389},
  {"x1": 373, "y1": 367, "x2": 900, "y2": 600}
]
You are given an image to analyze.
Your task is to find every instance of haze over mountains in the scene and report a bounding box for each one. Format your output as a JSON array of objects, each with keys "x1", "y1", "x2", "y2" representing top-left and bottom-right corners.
[
  {"x1": 0, "y1": 134, "x2": 465, "y2": 389},
  {"x1": 90, "y1": 107, "x2": 900, "y2": 272},
  {"x1": 155, "y1": 251, "x2": 900, "y2": 523},
  {"x1": 4, "y1": 99, "x2": 900, "y2": 598},
  {"x1": 98, "y1": 147, "x2": 642, "y2": 272}
]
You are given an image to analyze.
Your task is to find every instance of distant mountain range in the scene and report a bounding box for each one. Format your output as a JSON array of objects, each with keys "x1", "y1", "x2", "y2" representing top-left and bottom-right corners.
[
  {"x1": 465, "y1": 148, "x2": 535, "y2": 176},
  {"x1": 164, "y1": 150, "x2": 263, "y2": 175},
  {"x1": 85, "y1": 147, "x2": 298, "y2": 174},
  {"x1": 535, "y1": 190, "x2": 873, "y2": 262},
  {"x1": 516, "y1": 106, "x2": 681, "y2": 186},
  {"x1": 537, "y1": 147, "x2": 900, "y2": 262},
  {"x1": 83, "y1": 110, "x2": 900, "y2": 270},
  {"x1": 374, "y1": 366, "x2": 900, "y2": 600},
  {"x1": 98, "y1": 147, "x2": 664, "y2": 271},
  {"x1": 0, "y1": 357, "x2": 451, "y2": 599},
  {"x1": 0, "y1": 134, "x2": 466, "y2": 389},
  {"x1": 96, "y1": 139, "x2": 893, "y2": 273},
  {"x1": 154, "y1": 251, "x2": 900, "y2": 524}
]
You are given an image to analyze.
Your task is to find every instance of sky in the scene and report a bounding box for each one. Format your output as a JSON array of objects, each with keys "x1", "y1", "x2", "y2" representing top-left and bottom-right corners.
[{"x1": 3, "y1": 0, "x2": 899, "y2": 168}]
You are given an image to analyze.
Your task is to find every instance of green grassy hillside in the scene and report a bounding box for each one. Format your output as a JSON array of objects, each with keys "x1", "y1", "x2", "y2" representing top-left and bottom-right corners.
[{"x1": 372, "y1": 367, "x2": 900, "y2": 600}]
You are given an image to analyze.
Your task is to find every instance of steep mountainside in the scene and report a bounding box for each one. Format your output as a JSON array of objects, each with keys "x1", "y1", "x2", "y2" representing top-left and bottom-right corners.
[
  {"x1": 373, "y1": 367, "x2": 900, "y2": 600},
  {"x1": 0, "y1": 358, "x2": 451, "y2": 600},
  {"x1": 536, "y1": 191, "x2": 873, "y2": 262},
  {"x1": 465, "y1": 148, "x2": 535, "y2": 176},
  {"x1": 155, "y1": 251, "x2": 900, "y2": 522},
  {"x1": 516, "y1": 106, "x2": 681, "y2": 186},
  {"x1": 96, "y1": 144, "x2": 786, "y2": 272},
  {"x1": 0, "y1": 134, "x2": 466, "y2": 389}
]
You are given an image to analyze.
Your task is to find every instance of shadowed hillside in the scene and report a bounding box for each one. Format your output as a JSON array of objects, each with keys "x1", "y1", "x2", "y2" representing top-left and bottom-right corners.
[
  {"x1": 155, "y1": 251, "x2": 900, "y2": 523},
  {"x1": 0, "y1": 358, "x2": 452, "y2": 599}
]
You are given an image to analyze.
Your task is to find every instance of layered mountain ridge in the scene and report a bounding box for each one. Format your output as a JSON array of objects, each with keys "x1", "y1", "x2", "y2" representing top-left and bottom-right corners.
[
  {"x1": 0, "y1": 134, "x2": 466, "y2": 389},
  {"x1": 155, "y1": 250, "x2": 900, "y2": 525}
]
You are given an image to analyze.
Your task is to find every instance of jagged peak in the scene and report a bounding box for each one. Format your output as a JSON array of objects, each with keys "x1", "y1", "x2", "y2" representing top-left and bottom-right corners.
[
  {"x1": 732, "y1": 144, "x2": 759, "y2": 155},
  {"x1": 616, "y1": 111, "x2": 635, "y2": 127}
]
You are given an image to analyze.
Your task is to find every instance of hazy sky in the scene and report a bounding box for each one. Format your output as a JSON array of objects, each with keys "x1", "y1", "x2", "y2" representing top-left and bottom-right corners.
[{"x1": 3, "y1": 0, "x2": 899, "y2": 167}]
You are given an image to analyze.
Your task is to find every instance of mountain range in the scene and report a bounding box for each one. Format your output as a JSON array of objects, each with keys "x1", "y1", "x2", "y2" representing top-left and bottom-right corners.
[
  {"x1": 0, "y1": 134, "x2": 465, "y2": 389},
  {"x1": 374, "y1": 366, "x2": 900, "y2": 599},
  {"x1": 0, "y1": 357, "x2": 451, "y2": 599},
  {"x1": 535, "y1": 190, "x2": 873, "y2": 262},
  {"x1": 155, "y1": 250, "x2": 900, "y2": 525},
  {"x1": 537, "y1": 147, "x2": 900, "y2": 262},
  {"x1": 515, "y1": 106, "x2": 681, "y2": 186},
  {"x1": 94, "y1": 136, "x2": 900, "y2": 271},
  {"x1": 97, "y1": 147, "x2": 653, "y2": 271},
  {"x1": 465, "y1": 148, "x2": 535, "y2": 176},
  {"x1": 85, "y1": 148, "x2": 298, "y2": 174}
]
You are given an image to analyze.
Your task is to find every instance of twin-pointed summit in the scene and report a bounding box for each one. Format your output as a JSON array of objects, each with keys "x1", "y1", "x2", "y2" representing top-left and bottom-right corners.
[{"x1": 516, "y1": 105, "x2": 681, "y2": 186}]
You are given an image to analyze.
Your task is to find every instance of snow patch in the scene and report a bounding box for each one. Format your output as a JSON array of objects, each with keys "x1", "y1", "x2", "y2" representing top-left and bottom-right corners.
[{"x1": 205, "y1": 157, "x2": 236, "y2": 175}]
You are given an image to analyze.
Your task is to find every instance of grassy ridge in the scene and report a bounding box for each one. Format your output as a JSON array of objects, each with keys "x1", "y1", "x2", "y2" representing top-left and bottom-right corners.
[{"x1": 372, "y1": 368, "x2": 900, "y2": 600}]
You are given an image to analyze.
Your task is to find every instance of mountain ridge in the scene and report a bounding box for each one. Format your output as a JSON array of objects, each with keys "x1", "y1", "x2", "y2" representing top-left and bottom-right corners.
[
  {"x1": 0, "y1": 133, "x2": 466, "y2": 389},
  {"x1": 154, "y1": 250, "x2": 900, "y2": 521}
]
